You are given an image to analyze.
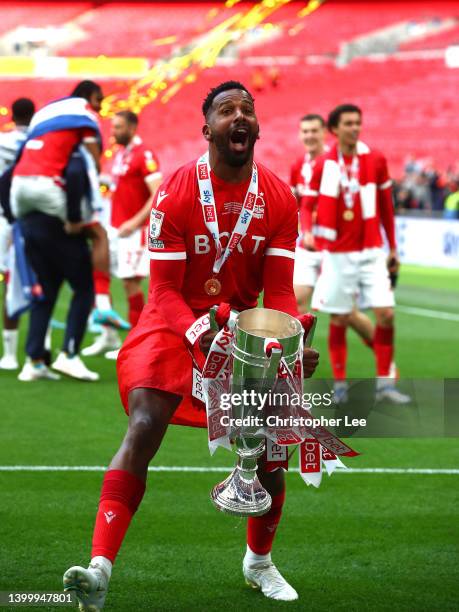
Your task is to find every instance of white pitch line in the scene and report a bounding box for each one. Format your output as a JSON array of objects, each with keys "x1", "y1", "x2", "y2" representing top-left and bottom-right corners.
[
  {"x1": 0, "y1": 466, "x2": 458, "y2": 475},
  {"x1": 397, "y1": 305, "x2": 459, "y2": 322}
]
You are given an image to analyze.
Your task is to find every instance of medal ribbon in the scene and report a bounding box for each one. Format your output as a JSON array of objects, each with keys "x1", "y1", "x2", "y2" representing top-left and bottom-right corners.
[
  {"x1": 300, "y1": 152, "x2": 312, "y2": 193},
  {"x1": 338, "y1": 150, "x2": 359, "y2": 209},
  {"x1": 196, "y1": 151, "x2": 258, "y2": 276}
]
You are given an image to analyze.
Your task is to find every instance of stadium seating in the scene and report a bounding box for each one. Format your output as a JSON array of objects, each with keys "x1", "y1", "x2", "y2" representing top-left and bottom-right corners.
[
  {"x1": 2, "y1": 1, "x2": 458, "y2": 58},
  {"x1": 1, "y1": 51, "x2": 457, "y2": 180},
  {"x1": 400, "y1": 24, "x2": 459, "y2": 51},
  {"x1": 0, "y1": 2, "x2": 89, "y2": 36},
  {"x1": 0, "y1": 1, "x2": 458, "y2": 180},
  {"x1": 56, "y1": 2, "x2": 242, "y2": 58},
  {"x1": 148, "y1": 59, "x2": 457, "y2": 179},
  {"x1": 216, "y1": 1, "x2": 459, "y2": 58}
]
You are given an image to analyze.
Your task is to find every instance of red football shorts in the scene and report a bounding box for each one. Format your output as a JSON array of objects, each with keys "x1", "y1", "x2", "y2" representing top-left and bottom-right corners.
[{"x1": 117, "y1": 303, "x2": 207, "y2": 428}]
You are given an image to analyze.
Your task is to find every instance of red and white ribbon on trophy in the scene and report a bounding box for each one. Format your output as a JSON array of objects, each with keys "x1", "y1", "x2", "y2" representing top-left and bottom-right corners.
[{"x1": 184, "y1": 304, "x2": 358, "y2": 485}]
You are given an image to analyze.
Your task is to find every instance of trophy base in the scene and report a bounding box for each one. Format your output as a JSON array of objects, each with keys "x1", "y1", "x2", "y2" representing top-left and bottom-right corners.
[{"x1": 210, "y1": 467, "x2": 272, "y2": 517}]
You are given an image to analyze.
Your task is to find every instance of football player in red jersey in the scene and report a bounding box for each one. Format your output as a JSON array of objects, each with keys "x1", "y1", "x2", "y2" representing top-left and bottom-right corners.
[
  {"x1": 64, "y1": 81, "x2": 319, "y2": 609},
  {"x1": 291, "y1": 114, "x2": 387, "y2": 375},
  {"x1": 302, "y1": 104, "x2": 409, "y2": 404},
  {"x1": 103, "y1": 111, "x2": 162, "y2": 358},
  {"x1": 291, "y1": 113, "x2": 327, "y2": 311},
  {"x1": 84, "y1": 110, "x2": 162, "y2": 359}
]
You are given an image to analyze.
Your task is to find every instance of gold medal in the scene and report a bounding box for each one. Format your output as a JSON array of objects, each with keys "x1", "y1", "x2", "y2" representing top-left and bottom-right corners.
[
  {"x1": 204, "y1": 278, "x2": 222, "y2": 296},
  {"x1": 343, "y1": 209, "x2": 354, "y2": 221}
]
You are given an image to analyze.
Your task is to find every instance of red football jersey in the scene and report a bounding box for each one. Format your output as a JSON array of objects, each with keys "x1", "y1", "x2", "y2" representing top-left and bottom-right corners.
[
  {"x1": 148, "y1": 159, "x2": 298, "y2": 313},
  {"x1": 111, "y1": 136, "x2": 161, "y2": 228},
  {"x1": 306, "y1": 145, "x2": 394, "y2": 252},
  {"x1": 14, "y1": 128, "x2": 96, "y2": 180},
  {"x1": 314, "y1": 153, "x2": 364, "y2": 252}
]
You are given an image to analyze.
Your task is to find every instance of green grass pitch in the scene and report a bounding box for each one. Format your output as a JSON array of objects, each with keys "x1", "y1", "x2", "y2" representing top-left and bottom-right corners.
[{"x1": 0, "y1": 264, "x2": 458, "y2": 611}]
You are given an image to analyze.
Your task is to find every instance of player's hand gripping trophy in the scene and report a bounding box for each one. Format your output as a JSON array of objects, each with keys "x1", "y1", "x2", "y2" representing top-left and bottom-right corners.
[{"x1": 210, "y1": 308, "x2": 305, "y2": 517}]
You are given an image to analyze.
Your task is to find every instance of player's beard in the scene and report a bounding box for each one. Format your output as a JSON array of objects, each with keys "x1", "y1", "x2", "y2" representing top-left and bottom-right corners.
[
  {"x1": 114, "y1": 133, "x2": 131, "y2": 146},
  {"x1": 213, "y1": 128, "x2": 259, "y2": 167}
]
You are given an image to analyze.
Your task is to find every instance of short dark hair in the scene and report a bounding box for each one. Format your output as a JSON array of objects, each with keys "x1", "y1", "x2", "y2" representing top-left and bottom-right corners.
[
  {"x1": 115, "y1": 110, "x2": 138, "y2": 126},
  {"x1": 12, "y1": 98, "x2": 35, "y2": 125},
  {"x1": 327, "y1": 104, "x2": 362, "y2": 131},
  {"x1": 202, "y1": 80, "x2": 254, "y2": 118},
  {"x1": 300, "y1": 113, "x2": 325, "y2": 126},
  {"x1": 70, "y1": 80, "x2": 102, "y2": 100}
]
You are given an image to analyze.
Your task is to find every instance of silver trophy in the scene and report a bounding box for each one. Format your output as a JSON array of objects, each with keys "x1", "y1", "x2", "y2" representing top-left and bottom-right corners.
[{"x1": 210, "y1": 308, "x2": 304, "y2": 517}]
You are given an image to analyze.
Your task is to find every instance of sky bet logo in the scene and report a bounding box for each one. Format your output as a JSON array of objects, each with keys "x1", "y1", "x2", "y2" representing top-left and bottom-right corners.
[
  {"x1": 245, "y1": 192, "x2": 256, "y2": 211},
  {"x1": 240, "y1": 210, "x2": 250, "y2": 224},
  {"x1": 228, "y1": 233, "x2": 243, "y2": 250},
  {"x1": 204, "y1": 204, "x2": 216, "y2": 222},
  {"x1": 201, "y1": 189, "x2": 212, "y2": 205},
  {"x1": 198, "y1": 164, "x2": 209, "y2": 179}
]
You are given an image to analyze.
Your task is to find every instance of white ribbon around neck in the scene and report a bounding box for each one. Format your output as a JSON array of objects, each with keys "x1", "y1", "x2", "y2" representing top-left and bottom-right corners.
[
  {"x1": 196, "y1": 151, "x2": 258, "y2": 276},
  {"x1": 338, "y1": 150, "x2": 360, "y2": 210}
]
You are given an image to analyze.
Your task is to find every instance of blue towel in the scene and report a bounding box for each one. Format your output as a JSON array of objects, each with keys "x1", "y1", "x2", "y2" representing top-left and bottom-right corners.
[{"x1": 6, "y1": 222, "x2": 44, "y2": 319}]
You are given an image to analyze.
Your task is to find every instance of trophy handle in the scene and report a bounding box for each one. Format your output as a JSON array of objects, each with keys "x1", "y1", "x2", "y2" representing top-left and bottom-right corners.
[{"x1": 264, "y1": 339, "x2": 283, "y2": 379}]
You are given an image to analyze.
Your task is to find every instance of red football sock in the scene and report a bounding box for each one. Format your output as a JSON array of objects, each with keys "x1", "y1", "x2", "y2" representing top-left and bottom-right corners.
[
  {"x1": 328, "y1": 323, "x2": 347, "y2": 380},
  {"x1": 247, "y1": 490, "x2": 286, "y2": 555},
  {"x1": 91, "y1": 470, "x2": 145, "y2": 563},
  {"x1": 128, "y1": 292, "x2": 144, "y2": 328},
  {"x1": 93, "y1": 270, "x2": 111, "y2": 296},
  {"x1": 374, "y1": 325, "x2": 394, "y2": 377}
]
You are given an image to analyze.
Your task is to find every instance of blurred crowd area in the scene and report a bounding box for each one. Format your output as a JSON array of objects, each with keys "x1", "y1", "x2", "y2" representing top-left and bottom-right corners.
[{"x1": 393, "y1": 156, "x2": 459, "y2": 219}]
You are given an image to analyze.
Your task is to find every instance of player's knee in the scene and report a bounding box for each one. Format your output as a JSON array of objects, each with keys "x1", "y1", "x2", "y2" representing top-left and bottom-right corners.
[
  {"x1": 88, "y1": 223, "x2": 106, "y2": 239},
  {"x1": 121, "y1": 278, "x2": 136, "y2": 296},
  {"x1": 377, "y1": 308, "x2": 394, "y2": 327},
  {"x1": 125, "y1": 413, "x2": 158, "y2": 450},
  {"x1": 331, "y1": 313, "x2": 349, "y2": 326}
]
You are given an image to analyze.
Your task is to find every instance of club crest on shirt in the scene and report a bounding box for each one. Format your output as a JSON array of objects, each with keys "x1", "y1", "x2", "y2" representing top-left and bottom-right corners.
[
  {"x1": 253, "y1": 193, "x2": 265, "y2": 219},
  {"x1": 150, "y1": 209, "x2": 165, "y2": 239}
]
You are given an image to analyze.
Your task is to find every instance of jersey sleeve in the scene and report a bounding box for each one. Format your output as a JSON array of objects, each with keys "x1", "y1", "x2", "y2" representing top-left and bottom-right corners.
[
  {"x1": 263, "y1": 255, "x2": 298, "y2": 316},
  {"x1": 265, "y1": 188, "x2": 298, "y2": 260},
  {"x1": 263, "y1": 184, "x2": 299, "y2": 315},
  {"x1": 148, "y1": 170, "x2": 197, "y2": 337},
  {"x1": 81, "y1": 127, "x2": 98, "y2": 143},
  {"x1": 140, "y1": 148, "x2": 162, "y2": 182},
  {"x1": 148, "y1": 178, "x2": 188, "y2": 261},
  {"x1": 376, "y1": 153, "x2": 396, "y2": 249}
]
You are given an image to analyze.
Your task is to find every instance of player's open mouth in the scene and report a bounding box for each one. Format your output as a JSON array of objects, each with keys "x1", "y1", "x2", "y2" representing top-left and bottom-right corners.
[{"x1": 229, "y1": 127, "x2": 250, "y2": 152}]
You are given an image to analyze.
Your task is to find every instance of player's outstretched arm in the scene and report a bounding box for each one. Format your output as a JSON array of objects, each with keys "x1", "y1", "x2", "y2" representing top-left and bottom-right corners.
[{"x1": 377, "y1": 155, "x2": 399, "y2": 272}]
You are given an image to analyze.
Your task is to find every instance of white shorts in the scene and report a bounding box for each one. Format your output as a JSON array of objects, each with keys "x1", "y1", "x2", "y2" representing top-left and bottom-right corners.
[
  {"x1": 108, "y1": 226, "x2": 149, "y2": 280},
  {"x1": 11, "y1": 175, "x2": 66, "y2": 221},
  {"x1": 311, "y1": 248, "x2": 395, "y2": 314},
  {"x1": 293, "y1": 247, "x2": 322, "y2": 288}
]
